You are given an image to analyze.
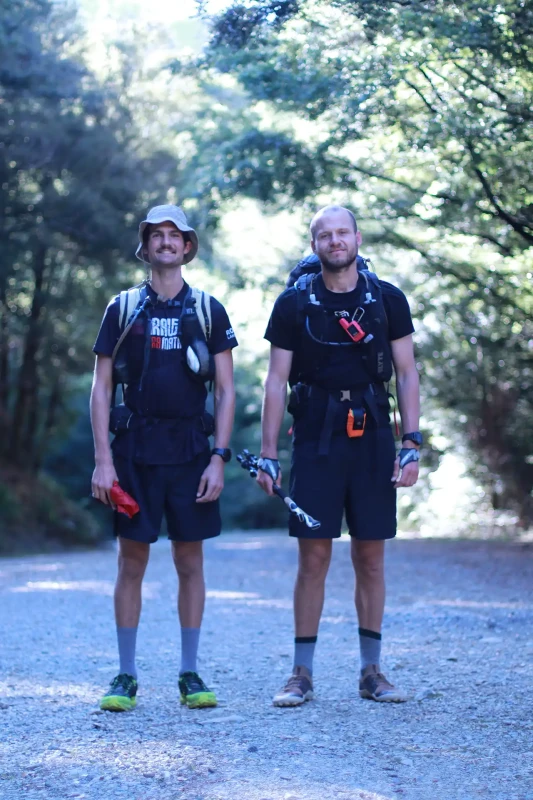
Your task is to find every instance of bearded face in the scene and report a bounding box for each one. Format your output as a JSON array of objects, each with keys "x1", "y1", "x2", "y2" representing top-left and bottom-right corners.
[
  {"x1": 311, "y1": 209, "x2": 360, "y2": 273},
  {"x1": 319, "y1": 242, "x2": 359, "y2": 273}
]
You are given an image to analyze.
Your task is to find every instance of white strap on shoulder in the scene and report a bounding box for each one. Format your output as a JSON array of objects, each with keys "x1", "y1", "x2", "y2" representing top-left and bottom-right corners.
[
  {"x1": 190, "y1": 287, "x2": 212, "y2": 340},
  {"x1": 119, "y1": 287, "x2": 142, "y2": 331}
]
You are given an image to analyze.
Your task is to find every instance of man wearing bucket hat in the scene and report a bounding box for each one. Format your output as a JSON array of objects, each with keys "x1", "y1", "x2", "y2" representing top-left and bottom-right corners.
[{"x1": 90, "y1": 204, "x2": 238, "y2": 712}]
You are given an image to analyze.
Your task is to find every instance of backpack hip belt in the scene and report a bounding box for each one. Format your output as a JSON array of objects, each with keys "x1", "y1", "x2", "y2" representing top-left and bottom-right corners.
[{"x1": 292, "y1": 382, "x2": 385, "y2": 456}]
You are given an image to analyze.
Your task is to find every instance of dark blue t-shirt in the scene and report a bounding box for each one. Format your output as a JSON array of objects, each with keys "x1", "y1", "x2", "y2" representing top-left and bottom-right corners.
[{"x1": 94, "y1": 282, "x2": 238, "y2": 464}]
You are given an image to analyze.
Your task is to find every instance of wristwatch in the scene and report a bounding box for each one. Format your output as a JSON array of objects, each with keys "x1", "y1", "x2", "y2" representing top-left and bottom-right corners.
[
  {"x1": 211, "y1": 447, "x2": 232, "y2": 463},
  {"x1": 402, "y1": 431, "x2": 423, "y2": 447}
]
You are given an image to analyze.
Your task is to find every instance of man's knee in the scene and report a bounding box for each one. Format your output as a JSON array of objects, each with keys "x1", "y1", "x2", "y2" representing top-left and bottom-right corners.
[
  {"x1": 297, "y1": 539, "x2": 332, "y2": 581},
  {"x1": 117, "y1": 539, "x2": 150, "y2": 581},
  {"x1": 172, "y1": 541, "x2": 204, "y2": 580},
  {"x1": 352, "y1": 540, "x2": 385, "y2": 580}
]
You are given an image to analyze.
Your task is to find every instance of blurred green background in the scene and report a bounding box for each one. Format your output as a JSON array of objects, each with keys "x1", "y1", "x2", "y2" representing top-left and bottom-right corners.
[{"x1": 1, "y1": 0, "x2": 531, "y2": 552}]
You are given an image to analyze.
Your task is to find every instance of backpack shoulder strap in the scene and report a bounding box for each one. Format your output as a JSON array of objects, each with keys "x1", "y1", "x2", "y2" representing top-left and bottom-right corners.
[
  {"x1": 112, "y1": 284, "x2": 148, "y2": 365},
  {"x1": 294, "y1": 272, "x2": 316, "y2": 322},
  {"x1": 119, "y1": 284, "x2": 147, "y2": 331},
  {"x1": 360, "y1": 268, "x2": 389, "y2": 332},
  {"x1": 362, "y1": 268, "x2": 380, "y2": 291},
  {"x1": 190, "y1": 287, "x2": 212, "y2": 340}
]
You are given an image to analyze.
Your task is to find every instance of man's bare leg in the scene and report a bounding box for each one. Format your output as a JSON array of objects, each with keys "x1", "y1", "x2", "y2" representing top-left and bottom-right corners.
[
  {"x1": 100, "y1": 538, "x2": 150, "y2": 711},
  {"x1": 273, "y1": 538, "x2": 332, "y2": 706},
  {"x1": 171, "y1": 540, "x2": 206, "y2": 627},
  {"x1": 294, "y1": 538, "x2": 333, "y2": 641},
  {"x1": 114, "y1": 538, "x2": 150, "y2": 678},
  {"x1": 351, "y1": 539, "x2": 385, "y2": 635},
  {"x1": 352, "y1": 538, "x2": 405, "y2": 701},
  {"x1": 172, "y1": 540, "x2": 216, "y2": 708}
]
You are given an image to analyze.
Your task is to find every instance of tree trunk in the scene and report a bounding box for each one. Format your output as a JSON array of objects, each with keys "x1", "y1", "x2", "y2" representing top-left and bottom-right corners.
[
  {"x1": 0, "y1": 276, "x2": 9, "y2": 452},
  {"x1": 10, "y1": 242, "x2": 48, "y2": 467},
  {"x1": 33, "y1": 375, "x2": 62, "y2": 471}
]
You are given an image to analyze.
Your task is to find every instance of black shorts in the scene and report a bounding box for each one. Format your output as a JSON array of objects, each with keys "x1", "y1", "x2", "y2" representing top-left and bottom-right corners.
[
  {"x1": 288, "y1": 428, "x2": 397, "y2": 540},
  {"x1": 113, "y1": 450, "x2": 221, "y2": 544}
]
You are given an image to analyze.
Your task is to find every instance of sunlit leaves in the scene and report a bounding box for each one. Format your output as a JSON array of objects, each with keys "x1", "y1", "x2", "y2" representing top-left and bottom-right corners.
[{"x1": 199, "y1": 0, "x2": 533, "y2": 524}]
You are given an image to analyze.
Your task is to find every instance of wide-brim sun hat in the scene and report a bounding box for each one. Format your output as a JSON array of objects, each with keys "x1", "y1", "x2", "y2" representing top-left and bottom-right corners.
[{"x1": 135, "y1": 204, "x2": 199, "y2": 264}]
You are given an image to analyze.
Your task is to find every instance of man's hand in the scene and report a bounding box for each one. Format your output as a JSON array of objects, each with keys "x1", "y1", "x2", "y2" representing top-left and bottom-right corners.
[
  {"x1": 256, "y1": 457, "x2": 282, "y2": 497},
  {"x1": 391, "y1": 448, "x2": 419, "y2": 488},
  {"x1": 92, "y1": 461, "x2": 119, "y2": 507},
  {"x1": 196, "y1": 457, "x2": 225, "y2": 503}
]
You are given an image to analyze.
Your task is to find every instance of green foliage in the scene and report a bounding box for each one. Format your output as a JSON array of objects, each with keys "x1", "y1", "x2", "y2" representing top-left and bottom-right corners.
[
  {"x1": 0, "y1": 464, "x2": 102, "y2": 554},
  {"x1": 0, "y1": 0, "x2": 180, "y2": 475},
  {"x1": 192, "y1": 0, "x2": 533, "y2": 525},
  {"x1": 1, "y1": 0, "x2": 531, "y2": 551},
  {"x1": 202, "y1": 0, "x2": 533, "y2": 254},
  {"x1": 0, "y1": 0, "x2": 187, "y2": 550}
]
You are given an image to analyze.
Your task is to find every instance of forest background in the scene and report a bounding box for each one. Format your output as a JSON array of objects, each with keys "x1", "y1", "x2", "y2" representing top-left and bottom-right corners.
[{"x1": 0, "y1": 0, "x2": 531, "y2": 553}]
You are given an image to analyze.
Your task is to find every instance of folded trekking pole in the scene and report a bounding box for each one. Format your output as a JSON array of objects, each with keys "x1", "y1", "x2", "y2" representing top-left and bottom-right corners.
[{"x1": 237, "y1": 449, "x2": 321, "y2": 530}]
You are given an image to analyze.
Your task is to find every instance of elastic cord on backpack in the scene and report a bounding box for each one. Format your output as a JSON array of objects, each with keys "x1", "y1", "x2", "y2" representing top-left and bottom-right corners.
[{"x1": 304, "y1": 316, "x2": 357, "y2": 347}]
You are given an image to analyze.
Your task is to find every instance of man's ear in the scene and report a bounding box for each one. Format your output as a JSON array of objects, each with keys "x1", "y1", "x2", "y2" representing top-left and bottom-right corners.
[
  {"x1": 184, "y1": 240, "x2": 193, "y2": 255},
  {"x1": 310, "y1": 238, "x2": 317, "y2": 254},
  {"x1": 356, "y1": 230, "x2": 362, "y2": 246}
]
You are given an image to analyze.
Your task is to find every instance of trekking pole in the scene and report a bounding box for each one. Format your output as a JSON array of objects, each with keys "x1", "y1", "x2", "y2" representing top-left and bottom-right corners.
[{"x1": 237, "y1": 449, "x2": 321, "y2": 530}]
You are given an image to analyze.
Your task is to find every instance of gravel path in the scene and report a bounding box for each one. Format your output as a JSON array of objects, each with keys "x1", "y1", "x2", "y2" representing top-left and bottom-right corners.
[{"x1": 1, "y1": 532, "x2": 532, "y2": 800}]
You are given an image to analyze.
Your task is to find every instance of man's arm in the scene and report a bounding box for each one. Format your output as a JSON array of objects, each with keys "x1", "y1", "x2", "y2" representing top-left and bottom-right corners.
[
  {"x1": 196, "y1": 349, "x2": 235, "y2": 503},
  {"x1": 257, "y1": 345, "x2": 293, "y2": 496},
  {"x1": 90, "y1": 355, "x2": 118, "y2": 505},
  {"x1": 391, "y1": 334, "x2": 420, "y2": 488}
]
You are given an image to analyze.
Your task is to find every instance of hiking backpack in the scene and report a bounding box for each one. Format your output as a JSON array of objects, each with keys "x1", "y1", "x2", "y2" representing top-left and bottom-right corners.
[
  {"x1": 286, "y1": 253, "x2": 393, "y2": 385},
  {"x1": 111, "y1": 282, "x2": 214, "y2": 384}
]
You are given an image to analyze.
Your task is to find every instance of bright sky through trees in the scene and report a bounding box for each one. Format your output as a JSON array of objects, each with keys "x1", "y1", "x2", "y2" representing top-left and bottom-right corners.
[
  {"x1": 179, "y1": 0, "x2": 231, "y2": 16},
  {"x1": 76, "y1": 0, "x2": 230, "y2": 23}
]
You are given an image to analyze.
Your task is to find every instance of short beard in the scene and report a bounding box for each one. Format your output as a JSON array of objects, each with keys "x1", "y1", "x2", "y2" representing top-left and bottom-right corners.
[{"x1": 319, "y1": 247, "x2": 358, "y2": 273}]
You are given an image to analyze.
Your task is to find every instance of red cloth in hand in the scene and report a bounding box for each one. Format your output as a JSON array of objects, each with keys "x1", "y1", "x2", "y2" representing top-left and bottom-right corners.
[{"x1": 110, "y1": 481, "x2": 139, "y2": 519}]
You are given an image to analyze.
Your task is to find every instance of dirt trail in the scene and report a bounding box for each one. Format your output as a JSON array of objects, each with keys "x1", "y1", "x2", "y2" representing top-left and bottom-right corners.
[{"x1": 0, "y1": 532, "x2": 532, "y2": 800}]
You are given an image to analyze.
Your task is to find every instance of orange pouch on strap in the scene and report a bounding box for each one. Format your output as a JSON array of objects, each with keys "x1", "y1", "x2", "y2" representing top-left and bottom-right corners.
[{"x1": 346, "y1": 408, "x2": 366, "y2": 438}]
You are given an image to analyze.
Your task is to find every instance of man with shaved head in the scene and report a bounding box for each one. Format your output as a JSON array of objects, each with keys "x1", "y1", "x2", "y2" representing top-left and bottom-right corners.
[{"x1": 258, "y1": 205, "x2": 420, "y2": 706}]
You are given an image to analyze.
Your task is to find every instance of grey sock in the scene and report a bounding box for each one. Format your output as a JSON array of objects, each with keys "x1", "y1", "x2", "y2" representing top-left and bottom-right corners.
[
  {"x1": 117, "y1": 626, "x2": 138, "y2": 679},
  {"x1": 180, "y1": 627, "x2": 201, "y2": 675},
  {"x1": 358, "y1": 627, "x2": 382, "y2": 672},
  {"x1": 293, "y1": 636, "x2": 317, "y2": 675}
]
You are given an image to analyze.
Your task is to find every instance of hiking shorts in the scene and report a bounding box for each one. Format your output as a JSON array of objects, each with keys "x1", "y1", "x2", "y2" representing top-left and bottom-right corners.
[
  {"x1": 288, "y1": 427, "x2": 397, "y2": 540},
  {"x1": 113, "y1": 449, "x2": 221, "y2": 544}
]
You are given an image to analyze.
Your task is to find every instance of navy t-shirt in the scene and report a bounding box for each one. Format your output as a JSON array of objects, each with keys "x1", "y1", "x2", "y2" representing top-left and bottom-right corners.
[
  {"x1": 265, "y1": 273, "x2": 414, "y2": 388},
  {"x1": 94, "y1": 282, "x2": 238, "y2": 464}
]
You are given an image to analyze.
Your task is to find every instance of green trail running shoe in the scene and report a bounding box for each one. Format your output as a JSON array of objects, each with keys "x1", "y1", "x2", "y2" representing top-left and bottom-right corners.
[
  {"x1": 179, "y1": 671, "x2": 217, "y2": 709},
  {"x1": 100, "y1": 673, "x2": 138, "y2": 712}
]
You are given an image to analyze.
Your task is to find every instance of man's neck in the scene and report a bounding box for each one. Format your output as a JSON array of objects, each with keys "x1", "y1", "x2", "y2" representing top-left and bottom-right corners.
[
  {"x1": 149, "y1": 266, "x2": 184, "y2": 300},
  {"x1": 320, "y1": 262, "x2": 359, "y2": 293}
]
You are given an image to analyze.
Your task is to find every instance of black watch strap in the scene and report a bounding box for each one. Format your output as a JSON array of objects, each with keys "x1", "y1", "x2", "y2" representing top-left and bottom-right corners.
[
  {"x1": 211, "y1": 447, "x2": 232, "y2": 463},
  {"x1": 401, "y1": 431, "x2": 423, "y2": 447}
]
